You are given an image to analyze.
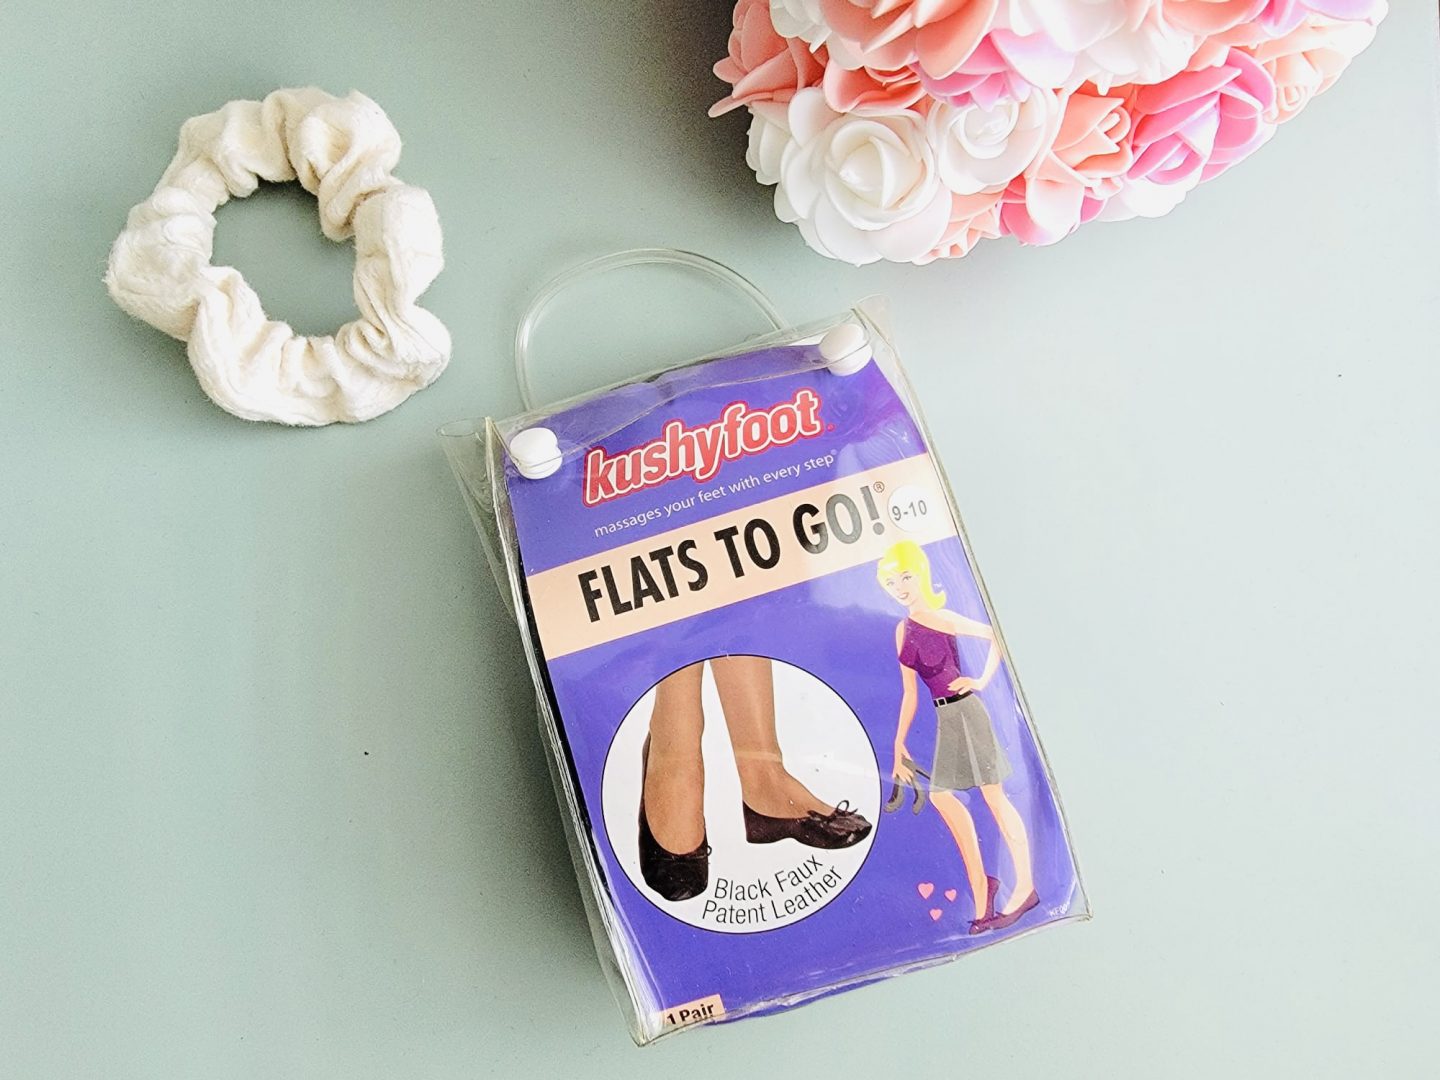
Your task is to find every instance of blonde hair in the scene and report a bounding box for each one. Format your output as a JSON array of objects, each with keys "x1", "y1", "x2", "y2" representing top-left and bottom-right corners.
[{"x1": 876, "y1": 540, "x2": 945, "y2": 609}]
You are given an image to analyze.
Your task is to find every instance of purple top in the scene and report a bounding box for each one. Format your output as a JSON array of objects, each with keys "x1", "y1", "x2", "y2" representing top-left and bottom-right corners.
[{"x1": 898, "y1": 618, "x2": 963, "y2": 699}]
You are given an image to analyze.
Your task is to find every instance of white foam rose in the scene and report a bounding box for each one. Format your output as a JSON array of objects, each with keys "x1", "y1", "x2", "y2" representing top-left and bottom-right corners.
[
  {"x1": 774, "y1": 89, "x2": 951, "y2": 265},
  {"x1": 926, "y1": 90, "x2": 1059, "y2": 196},
  {"x1": 765, "y1": 0, "x2": 868, "y2": 68},
  {"x1": 1072, "y1": 6, "x2": 1197, "y2": 91},
  {"x1": 1097, "y1": 174, "x2": 1200, "y2": 222},
  {"x1": 1003, "y1": 0, "x2": 1132, "y2": 53},
  {"x1": 769, "y1": 0, "x2": 830, "y2": 46},
  {"x1": 745, "y1": 102, "x2": 791, "y2": 185}
]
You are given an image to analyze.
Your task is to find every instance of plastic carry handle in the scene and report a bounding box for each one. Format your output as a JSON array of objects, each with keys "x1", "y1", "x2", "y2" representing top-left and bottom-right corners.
[{"x1": 512, "y1": 248, "x2": 786, "y2": 413}]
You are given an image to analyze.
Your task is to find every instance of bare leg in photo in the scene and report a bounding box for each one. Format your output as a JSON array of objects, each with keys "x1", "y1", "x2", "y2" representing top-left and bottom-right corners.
[
  {"x1": 644, "y1": 662, "x2": 708, "y2": 853},
  {"x1": 711, "y1": 655, "x2": 833, "y2": 818}
]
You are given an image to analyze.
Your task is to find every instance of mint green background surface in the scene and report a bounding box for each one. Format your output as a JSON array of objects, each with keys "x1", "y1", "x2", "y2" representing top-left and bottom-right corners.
[{"x1": 3, "y1": 3, "x2": 1439, "y2": 1076}]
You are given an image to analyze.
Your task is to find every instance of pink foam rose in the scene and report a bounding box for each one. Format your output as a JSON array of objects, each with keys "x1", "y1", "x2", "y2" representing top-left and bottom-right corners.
[
  {"x1": 823, "y1": 63, "x2": 927, "y2": 113},
  {"x1": 915, "y1": 190, "x2": 1004, "y2": 261},
  {"x1": 1000, "y1": 90, "x2": 1133, "y2": 244},
  {"x1": 711, "y1": 0, "x2": 827, "y2": 117},
  {"x1": 1245, "y1": 15, "x2": 1380, "y2": 123},
  {"x1": 818, "y1": 0, "x2": 998, "y2": 78},
  {"x1": 1126, "y1": 48, "x2": 1276, "y2": 192},
  {"x1": 918, "y1": 39, "x2": 1033, "y2": 109},
  {"x1": 1166, "y1": 0, "x2": 1268, "y2": 35},
  {"x1": 1254, "y1": 0, "x2": 1387, "y2": 36},
  {"x1": 917, "y1": 32, "x2": 1078, "y2": 109},
  {"x1": 1216, "y1": 0, "x2": 1386, "y2": 45}
]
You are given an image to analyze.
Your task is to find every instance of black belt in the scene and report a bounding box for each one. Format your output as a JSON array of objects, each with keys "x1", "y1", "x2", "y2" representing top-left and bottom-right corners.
[{"x1": 933, "y1": 691, "x2": 973, "y2": 707}]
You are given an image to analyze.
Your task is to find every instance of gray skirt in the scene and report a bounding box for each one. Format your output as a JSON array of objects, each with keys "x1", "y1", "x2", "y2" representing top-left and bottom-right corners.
[{"x1": 931, "y1": 694, "x2": 1012, "y2": 792}]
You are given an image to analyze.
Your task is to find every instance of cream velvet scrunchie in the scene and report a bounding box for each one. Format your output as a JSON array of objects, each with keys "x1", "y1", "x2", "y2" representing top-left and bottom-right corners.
[{"x1": 106, "y1": 88, "x2": 451, "y2": 425}]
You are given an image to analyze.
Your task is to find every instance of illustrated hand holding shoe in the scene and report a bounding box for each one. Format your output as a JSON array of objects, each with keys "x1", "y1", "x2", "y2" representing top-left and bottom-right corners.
[
  {"x1": 886, "y1": 744, "x2": 930, "y2": 815},
  {"x1": 892, "y1": 745, "x2": 916, "y2": 785}
]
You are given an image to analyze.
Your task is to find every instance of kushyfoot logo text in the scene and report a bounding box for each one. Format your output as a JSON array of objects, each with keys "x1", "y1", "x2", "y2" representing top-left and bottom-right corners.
[{"x1": 582, "y1": 389, "x2": 823, "y2": 506}]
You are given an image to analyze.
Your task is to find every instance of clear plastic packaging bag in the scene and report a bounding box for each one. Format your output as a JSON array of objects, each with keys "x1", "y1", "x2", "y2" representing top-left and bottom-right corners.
[{"x1": 442, "y1": 251, "x2": 1087, "y2": 1045}]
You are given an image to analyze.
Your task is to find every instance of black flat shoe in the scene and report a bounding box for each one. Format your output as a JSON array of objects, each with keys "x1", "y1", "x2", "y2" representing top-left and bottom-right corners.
[
  {"x1": 978, "y1": 888, "x2": 1039, "y2": 932},
  {"x1": 967, "y1": 876, "x2": 1001, "y2": 935},
  {"x1": 638, "y1": 737, "x2": 709, "y2": 902},
  {"x1": 743, "y1": 800, "x2": 873, "y2": 849}
]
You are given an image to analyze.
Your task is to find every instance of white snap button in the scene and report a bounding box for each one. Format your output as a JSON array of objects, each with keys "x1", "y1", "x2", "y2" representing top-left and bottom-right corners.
[
  {"x1": 819, "y1": 322, "x2": 871, "y2": 376},
  {"x1": 510, "y1": 426, "x2": 562, "y2": 479}
]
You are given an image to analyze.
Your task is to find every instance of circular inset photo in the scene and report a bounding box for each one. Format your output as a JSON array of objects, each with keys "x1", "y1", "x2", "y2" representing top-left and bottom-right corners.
[{"x1": 601, "y1": 655, "x2": 879, "y2": 933}]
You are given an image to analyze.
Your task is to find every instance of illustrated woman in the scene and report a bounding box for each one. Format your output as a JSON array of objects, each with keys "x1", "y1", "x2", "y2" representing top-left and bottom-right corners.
[
  {"x1": 877, "y1": 540, "x2": 1038, "y2": 934},
  {"x1": 638, "y1": 655, "x2": 871, "y2": 901}
]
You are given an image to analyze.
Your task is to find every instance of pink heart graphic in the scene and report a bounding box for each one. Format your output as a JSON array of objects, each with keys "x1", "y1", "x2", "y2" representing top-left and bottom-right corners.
[
  {"x1": 929, "y1": 908, "x2": 943, "y2": 921},
  {"x1": 945, "y1": 889, "x2": 958, "y2": 902},
  {"x1": 918, "y1": 882, "x2": 935, "y2": 900}
]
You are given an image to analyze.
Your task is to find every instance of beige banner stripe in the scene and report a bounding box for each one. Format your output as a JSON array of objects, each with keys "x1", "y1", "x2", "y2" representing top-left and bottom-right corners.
[{"x1": 526, "y1": 454, "x2": 957, "y2": 659}]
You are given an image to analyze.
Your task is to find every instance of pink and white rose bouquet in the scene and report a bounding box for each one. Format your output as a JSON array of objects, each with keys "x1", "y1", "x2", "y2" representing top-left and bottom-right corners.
[{"x1": 712, "y1": 0, "x2": 1385, "y2": 263}]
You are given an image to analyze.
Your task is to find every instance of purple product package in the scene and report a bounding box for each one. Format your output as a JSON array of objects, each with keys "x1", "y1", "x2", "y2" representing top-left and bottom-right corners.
[{"x1": 462, "y1": 304, "x2": 1088, "y2": 1044}]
